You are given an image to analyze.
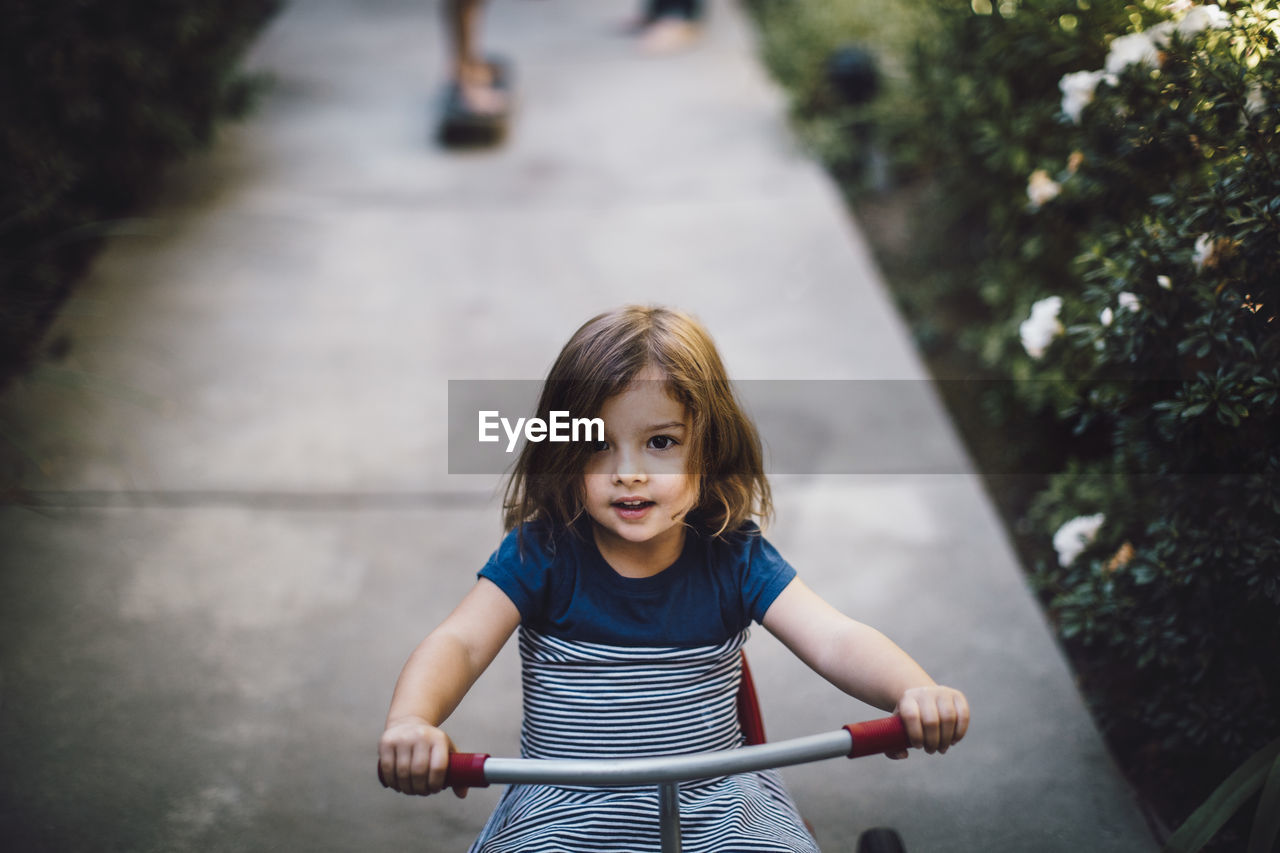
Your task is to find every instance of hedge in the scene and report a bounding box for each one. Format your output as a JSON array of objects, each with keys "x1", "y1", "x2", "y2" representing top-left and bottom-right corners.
[
  {"x1": 1, "y1": 0, "x2": 281, "y2": 384},
  {"x1": 749, "y1": 0, "x2": 1279, "y2": 843}
]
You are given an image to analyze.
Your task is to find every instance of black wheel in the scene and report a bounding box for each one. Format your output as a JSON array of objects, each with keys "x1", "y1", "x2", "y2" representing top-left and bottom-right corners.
[{"x1": 857, "y1": 827, "x2": 907, "y2": 853}]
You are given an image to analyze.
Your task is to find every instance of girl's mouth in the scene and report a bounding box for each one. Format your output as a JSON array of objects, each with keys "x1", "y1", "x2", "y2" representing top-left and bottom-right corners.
[{"x1": 611, "y1": 499, "x2": 654, "y2": 519}]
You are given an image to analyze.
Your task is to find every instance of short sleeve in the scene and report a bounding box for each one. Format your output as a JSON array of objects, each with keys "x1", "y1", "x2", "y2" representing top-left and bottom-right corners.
[
  {"x1": 737, "y1": 525, "x2": 798, "y2": 624},
  {"x1": 477, "y1": 525, "x2": 553, "y2": 624}
]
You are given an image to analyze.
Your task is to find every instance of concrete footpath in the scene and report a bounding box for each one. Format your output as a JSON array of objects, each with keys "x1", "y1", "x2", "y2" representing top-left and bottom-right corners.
[{"x1": 0, "y1": 1, "x2": 1158, "y2": 850}]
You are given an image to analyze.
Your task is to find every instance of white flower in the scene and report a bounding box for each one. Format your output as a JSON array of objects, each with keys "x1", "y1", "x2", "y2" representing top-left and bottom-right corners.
[
  {"x1": 1020, "y1": 296, "x2": 1064, "y2": 359},
  {"x1": 1165, "y1": 0, "x2": 1194, "y2": 14},
  {"x1": 1106, "y1": 32, "x2": 1161, "y2": 74},
  {"x1": 1157, "y1": 274, "x2": 1173, "y2": 290},
  {"x1": 1178, "y1": 4, "x2": 1230, "y2": 37},
  {"x1": 1150, "y1": 4, "x2": 1231, "y2": 48},
  {"x1": 1060, "y1": 69, "x2": 1112, "y2": 123},
  {"x1": 1193, "y1": 233, "x2": 1216, "y2": 270},
  {"x1": 1245, "y1": 82, "x2": 1266, "y2": 117},
  {"x1": 1027, "y1": 169, "x2": 1063, "y2": 210},
  {"x1": 1147, "y1": 20, "x2": 1179, "y2": 49},
  {"x1": 1054, "y1": 513, "x2": 1106, "y2": 567},
  {"x1": 1100, "y1": 294, "x2": 1140, "y2": 327}
]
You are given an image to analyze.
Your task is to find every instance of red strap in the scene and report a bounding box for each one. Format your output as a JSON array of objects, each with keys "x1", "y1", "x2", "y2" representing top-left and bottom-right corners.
[
  {"x1": 845, "y1": 717, "x2": 910, "y2": 758},
  {"x1": 737, "y1": 652, "x2": 768, "y2": 746}
]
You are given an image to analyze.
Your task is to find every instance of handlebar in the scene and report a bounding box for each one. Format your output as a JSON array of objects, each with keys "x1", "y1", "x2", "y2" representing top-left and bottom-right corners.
[{"x1": 392, "y1": 717, "x2": 909, "y2": 790}]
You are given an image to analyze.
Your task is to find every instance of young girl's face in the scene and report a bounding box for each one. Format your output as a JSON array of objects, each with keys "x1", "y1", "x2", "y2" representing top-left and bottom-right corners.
[{"x1": 581, "y1": 369, "x2": 697, "y2": 570}]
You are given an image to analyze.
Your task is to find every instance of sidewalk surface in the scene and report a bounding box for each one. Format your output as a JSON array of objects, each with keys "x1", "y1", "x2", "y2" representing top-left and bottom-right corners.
[{"x1": 0, "y1": 1, "x2": 1158, "y2": 850}]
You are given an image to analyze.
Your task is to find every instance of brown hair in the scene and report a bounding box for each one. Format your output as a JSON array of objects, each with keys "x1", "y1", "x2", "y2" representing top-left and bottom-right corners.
[{"x1": 502, "y1": 305, "x2": 772, "y2": 539}]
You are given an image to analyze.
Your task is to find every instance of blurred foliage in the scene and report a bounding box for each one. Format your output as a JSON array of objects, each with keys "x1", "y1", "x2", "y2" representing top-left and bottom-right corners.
[
  {"x1": 749, "y1": 0, "x2": 1280, "y2": 843},
  {"x1": 745, "y1": 0, "x2": 938, "y2": 183},
  {"x1": 0, "y1": 0, "x2": 281, "y2": 384}
]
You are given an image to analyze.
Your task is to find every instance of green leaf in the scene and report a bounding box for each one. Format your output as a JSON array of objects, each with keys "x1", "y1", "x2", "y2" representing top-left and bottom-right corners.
[
  {"x1": 1163, "y1": 736, "x2": 1280, "y2": 853},
  {"x1": 1248, "y1": 750, "x2": 1280, "y2": 853}
]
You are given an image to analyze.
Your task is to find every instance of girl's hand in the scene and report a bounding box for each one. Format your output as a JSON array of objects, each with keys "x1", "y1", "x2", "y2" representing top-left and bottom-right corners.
[
  {"x1": 889, "y1": 685, "x2": 970, "y2": 759},
  {"x1": 378, "y1": 716, "x2": 467, "y2": 797}
]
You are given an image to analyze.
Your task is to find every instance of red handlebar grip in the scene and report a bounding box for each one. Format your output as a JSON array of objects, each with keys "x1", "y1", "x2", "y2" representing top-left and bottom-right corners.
[
  {"x1": 446, "y1": 752, "x2": 491, "y2": 788},
  {"x1": 377, "y1": 752, "x2": 491, "y2": 789},
  {"x1": 845, "y1": 716, "x2": 910, "y2": 758}
]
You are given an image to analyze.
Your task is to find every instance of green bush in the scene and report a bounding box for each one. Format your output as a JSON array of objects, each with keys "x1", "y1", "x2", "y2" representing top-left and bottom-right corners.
[
  {"x1": 745, "y1": 0, "x2": 938, "y2": 183},
  {"x1": 749, "y1": 0, "x2": 1279, "y2": 840},
  {"x1": 911, "y1": 0, "x2": 1280, "y2": 835},
  {"x1": 0, "y1": 0, "x2": 281, "y2": 382}
]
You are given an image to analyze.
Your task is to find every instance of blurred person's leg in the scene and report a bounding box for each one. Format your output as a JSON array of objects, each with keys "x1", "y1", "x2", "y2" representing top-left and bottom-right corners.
[
  {"x1": 638, "y1": 0, "x2": 702, "y2": 53},
  {"x1": 439, "y1": 0, "x2": 510, "y2": 145},
  {"x1": 444, "y1": 0, "x2": 507, "y2": 116}
]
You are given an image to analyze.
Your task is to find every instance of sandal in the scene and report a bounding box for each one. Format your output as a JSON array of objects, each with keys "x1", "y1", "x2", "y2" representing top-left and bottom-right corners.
[{"x1": 438, "y1": 56, "x2": 514, "y2": 148}]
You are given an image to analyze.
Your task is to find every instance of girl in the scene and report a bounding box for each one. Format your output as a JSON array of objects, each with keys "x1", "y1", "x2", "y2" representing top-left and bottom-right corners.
[{"x1": 379, "y1": 306, "x2": 969, "y2": 852}]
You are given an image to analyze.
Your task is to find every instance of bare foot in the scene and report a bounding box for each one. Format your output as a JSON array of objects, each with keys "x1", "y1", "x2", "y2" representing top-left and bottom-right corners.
[
  {"x1": 455, "y1": 60, "x2": 508, "y2": 116},
  {"x1": 638, "y1": 17, "x2": 700, "y2": 54}
]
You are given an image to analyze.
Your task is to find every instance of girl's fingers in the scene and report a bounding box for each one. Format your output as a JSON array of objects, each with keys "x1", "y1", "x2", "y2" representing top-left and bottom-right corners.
[
  {"x1": 932, "y1": 689, "x2": 970, "y2": 753},
  {"x1": 919, "y1": 699, "x2": 940, "y2": 753},
  {"x1": 427, "y1": 740, "x2": 450, "y2": 794},
  {"x1": 411, "y1": 742, "x2": 432, "y2": 796},
  {"x1": 899, "y1": 697, "x2": 925, "y2": 750},
  {"x1": 395, "y1": 743, "x2": 415, "y2": 794},
  {"x1": 899, "y1": 687, "x2": 971, "y2": 755},
  {"x1": 377, "y1": 747, "x2": 393, "y2": 788},
  {"x1": 886, "y1": 688, "x2": 972, "y2": 759},
  {"x1": 379, "y1": 724, "x2": 458, "y2": 796},
  {"x1": 953, "y1": 692, "x2": 971, "y2": 743},
  {"x1": 936, "y1": 691, "x2": 957, "y2": 753}
]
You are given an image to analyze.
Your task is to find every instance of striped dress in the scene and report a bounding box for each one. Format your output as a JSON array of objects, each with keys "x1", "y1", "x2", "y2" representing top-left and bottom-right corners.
[{"x1": 468, "y1": 627, "x2": 820, "y2": 852}]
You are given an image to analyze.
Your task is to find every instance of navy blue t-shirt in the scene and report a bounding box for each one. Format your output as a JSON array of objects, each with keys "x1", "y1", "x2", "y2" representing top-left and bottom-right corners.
[{"x1": 478, "y1": 521, "x2": 797, "y2": 647}]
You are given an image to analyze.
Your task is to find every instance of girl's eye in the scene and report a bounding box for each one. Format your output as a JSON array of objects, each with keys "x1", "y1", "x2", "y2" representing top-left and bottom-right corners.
[
  {"x1": 591, "y1": 440, "x2": 610, "y2": 452},
  {"x1": 648, "y1": 435, "x2": 679, "y2": 450}
]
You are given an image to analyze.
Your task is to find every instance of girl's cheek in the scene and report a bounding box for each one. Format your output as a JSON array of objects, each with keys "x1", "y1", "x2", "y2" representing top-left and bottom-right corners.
[{"x1": 663, "y1": 474, "x2": 697, "y2": 499}]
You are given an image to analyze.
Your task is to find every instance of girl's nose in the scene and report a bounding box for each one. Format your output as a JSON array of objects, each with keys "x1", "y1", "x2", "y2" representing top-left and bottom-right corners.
[{"x1": 612, "y1": 449, "x2": 647, "y2": 484}]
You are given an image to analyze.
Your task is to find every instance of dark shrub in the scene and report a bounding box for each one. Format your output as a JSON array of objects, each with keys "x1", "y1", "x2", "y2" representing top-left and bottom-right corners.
[{"x1": 1, "y1": 0, "x2": 281, "y2": 381}]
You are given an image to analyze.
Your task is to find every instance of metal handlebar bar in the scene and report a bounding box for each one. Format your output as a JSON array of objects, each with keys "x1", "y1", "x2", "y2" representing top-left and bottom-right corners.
[
  {"x1": 441, "y1": 716, "x2": 910, "y2": 788},
  {"x1": 379, "y1": 717, "x2": 910, "y2": 853}
]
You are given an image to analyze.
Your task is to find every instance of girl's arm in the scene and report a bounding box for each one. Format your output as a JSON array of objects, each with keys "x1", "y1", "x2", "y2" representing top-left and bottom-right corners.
[
  {"x1": 762, "y1": 577, "x2": 969, "y2": 758},
  {"x1": 379, "y1": 578, "x2": 521, "y2": 796}
]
